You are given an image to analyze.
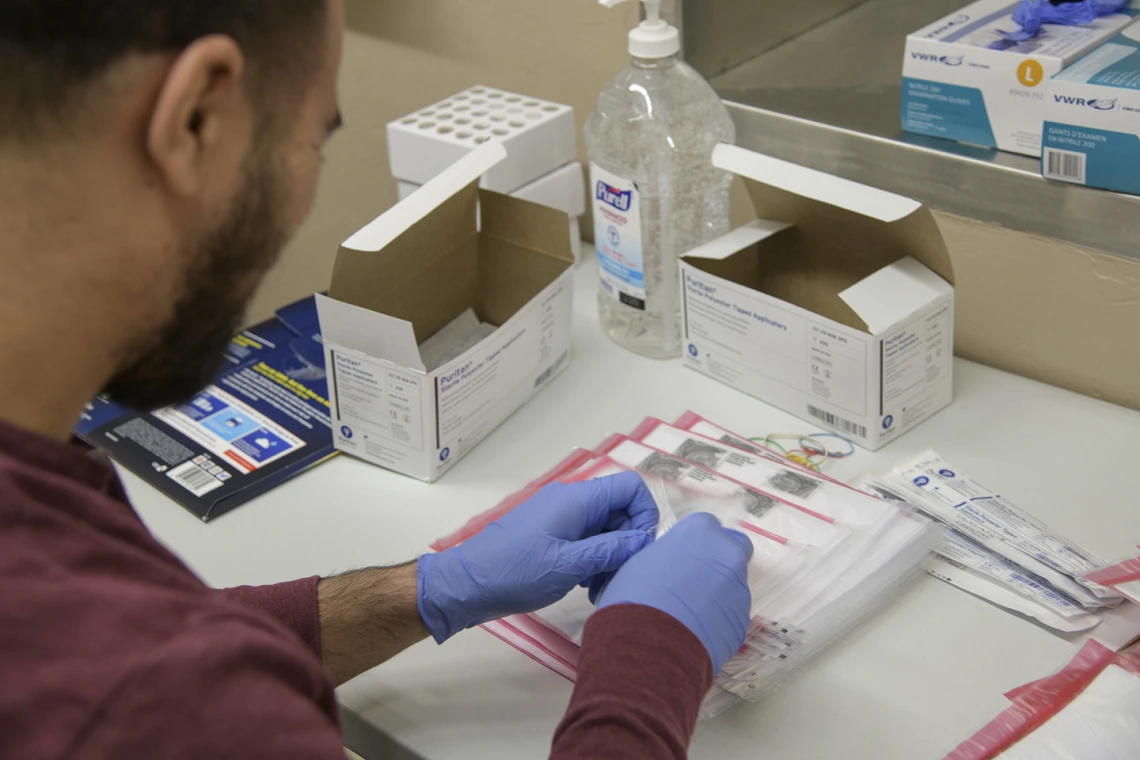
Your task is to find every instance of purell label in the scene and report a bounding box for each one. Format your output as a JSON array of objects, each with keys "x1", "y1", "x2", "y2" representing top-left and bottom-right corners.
[{"x1": 591, "y1": 163, "x2": 645, "y2": 310}]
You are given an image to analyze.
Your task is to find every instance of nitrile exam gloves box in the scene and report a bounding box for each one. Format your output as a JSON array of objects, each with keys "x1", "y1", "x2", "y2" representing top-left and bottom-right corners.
[{"x1": 903, "y1": 0, "x2": 1139, "y2": 156}]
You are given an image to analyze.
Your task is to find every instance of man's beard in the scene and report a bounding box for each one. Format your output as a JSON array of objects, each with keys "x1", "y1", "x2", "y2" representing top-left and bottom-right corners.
[{"x1": 102, "y1": 152, "x2": 289, "y2": 411}]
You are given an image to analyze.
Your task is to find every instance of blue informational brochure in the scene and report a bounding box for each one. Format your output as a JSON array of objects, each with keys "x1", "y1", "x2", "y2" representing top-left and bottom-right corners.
[{"x1": 76, "y1": 295, "x2": 336, "y2": 521}]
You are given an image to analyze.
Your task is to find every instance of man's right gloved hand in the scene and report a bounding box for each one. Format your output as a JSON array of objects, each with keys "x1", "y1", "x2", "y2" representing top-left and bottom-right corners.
[{"x1": 596, "y1": 513, "x2": 753, "y2": 674}]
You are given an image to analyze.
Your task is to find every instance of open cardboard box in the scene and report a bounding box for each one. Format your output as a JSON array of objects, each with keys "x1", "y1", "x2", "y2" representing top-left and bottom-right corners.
[
  {"x1": 316, "y1": 143, "x2": 575, "y2": 481},
  {"x1": 681, "y1": 145, "x2": 956, "y2": 450}
]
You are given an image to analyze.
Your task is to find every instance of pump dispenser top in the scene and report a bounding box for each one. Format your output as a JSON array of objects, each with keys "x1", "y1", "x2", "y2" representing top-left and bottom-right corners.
[{"x1": 599, "y1": 0, "x2": 680, "y2": 59}]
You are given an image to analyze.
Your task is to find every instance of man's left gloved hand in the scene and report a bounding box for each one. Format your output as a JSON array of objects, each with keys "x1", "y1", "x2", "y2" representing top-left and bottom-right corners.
[{"x1": 417, "y1": 472, "x2": 659, "y2": 643}]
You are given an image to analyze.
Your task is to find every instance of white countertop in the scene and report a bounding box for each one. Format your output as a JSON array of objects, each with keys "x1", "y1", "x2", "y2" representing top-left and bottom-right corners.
[{"x1": 127, "y1": 253, "x2": 1140, "y2": 760}]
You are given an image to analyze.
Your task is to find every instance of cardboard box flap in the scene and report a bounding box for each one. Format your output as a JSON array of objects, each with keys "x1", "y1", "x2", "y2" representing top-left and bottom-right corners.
[
  {"x1": 683, "y1": 219, "x2": 794, "y2": 261},
  {"x1": 480, "y1": 190, "x2": 575, "y2": 266},
  {"x1": 713, "y1": 144, "x2": 923, "y2": 224},
  {"x1": 341, "y1": 142, "x2": 506, "y2": 253},
  {"x1": 477, "y1": 190, "x2": 575, "y2": 327},
  {"x1": 329, "y1": 143, "x2": 506, "y2": 344},
  {"x1": 839, "y1": 256, "x2": 955, "y2": 335},
  {"x1": 709, "y1": 144, "x2": 956, "y2": 318},
  {"x1": 315, "y1": 295, "x2": 426, "y2": 372}
]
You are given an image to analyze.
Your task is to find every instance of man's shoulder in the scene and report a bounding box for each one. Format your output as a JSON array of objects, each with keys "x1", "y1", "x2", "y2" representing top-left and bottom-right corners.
[
  {"x1": 0, "y1": 570, "x2": 335, "y2": 760},
  {"x1": 0, "y1": 438, "x2": 339, "y2": 759}
]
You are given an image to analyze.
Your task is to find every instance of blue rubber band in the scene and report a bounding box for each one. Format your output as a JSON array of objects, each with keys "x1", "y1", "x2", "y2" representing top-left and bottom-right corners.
[{"x1": 802, "y1": 433, "x2": 856, "y2": 458}]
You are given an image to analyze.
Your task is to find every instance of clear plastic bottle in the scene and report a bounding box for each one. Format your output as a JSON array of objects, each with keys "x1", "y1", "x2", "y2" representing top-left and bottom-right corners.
[{"x1": 586, "y1": 0, "x2": 735, "y2": 359}]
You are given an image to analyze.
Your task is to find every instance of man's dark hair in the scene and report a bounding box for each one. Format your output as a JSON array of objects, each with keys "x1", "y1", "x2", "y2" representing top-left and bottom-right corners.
[{"x1": 0, "y1": 0, "x2": 327, "y2": 140}]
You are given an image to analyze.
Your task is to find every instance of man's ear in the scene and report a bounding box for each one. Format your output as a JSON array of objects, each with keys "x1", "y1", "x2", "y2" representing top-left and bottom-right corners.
[{"x1": 146, "y1": 35, "x2": 251, "y2": 198}]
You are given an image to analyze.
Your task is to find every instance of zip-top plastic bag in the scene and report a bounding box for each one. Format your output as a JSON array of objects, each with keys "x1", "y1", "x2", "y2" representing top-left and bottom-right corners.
[
  {"x1": 431, "y1": 414, "x2": 945, "y2": 719},
  {"x1": 606, "y1": 427, "x2": 940, "y2": 702},
  {"x1": 595, "y1": 434, "x2": 843, "y2": 549},
  {"x1": 627, "y1": 419, "x2": 943, "y2": 633},
  {"x1": 630, "y1": 418, "x2": 895, "y2": 527},
  {"x1": 945, "y1": 639, "x2": 1140, "y2": 759},
  {"x1": 637, "y1": 474, "x2": 820, "y2": 622},
  {"x1": 527, "y1": 459, "x2": 815, "y2": 642},
  {"x1": 1084, "y1": 551, "x2": 1140, "y2": 605}
]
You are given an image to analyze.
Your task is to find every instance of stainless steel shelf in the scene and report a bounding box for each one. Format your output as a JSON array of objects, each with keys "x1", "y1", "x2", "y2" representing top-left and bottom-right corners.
[{"x1": 712, "y1": 0, "x2": 1140, "y2": 262}]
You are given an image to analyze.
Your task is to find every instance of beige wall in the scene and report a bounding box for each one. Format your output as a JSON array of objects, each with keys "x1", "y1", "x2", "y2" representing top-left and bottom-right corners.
[
  {"x1": 246, "y1": 0, "x2": 636, "y2": 324},
  {"x1": 934, "y1": 212, "x2": 1140, "y2": 411}
]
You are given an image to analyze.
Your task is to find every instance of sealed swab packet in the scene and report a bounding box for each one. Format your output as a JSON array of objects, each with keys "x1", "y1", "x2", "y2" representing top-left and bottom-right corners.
[
  {"x1": 851, "y1": 474, "x2": 1102, "y2": 634},
  {"x1": 880, "y1": 451, "x2": 1121, "y2": 608}
]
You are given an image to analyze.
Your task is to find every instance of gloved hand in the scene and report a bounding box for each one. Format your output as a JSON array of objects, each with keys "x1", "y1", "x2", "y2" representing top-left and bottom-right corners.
[
  {"x1": 597, "y1": 513, "x2": 754, "y2": 674},
  {"x1": 417, "y1": 471, "x2": 659, "y2": 643}
]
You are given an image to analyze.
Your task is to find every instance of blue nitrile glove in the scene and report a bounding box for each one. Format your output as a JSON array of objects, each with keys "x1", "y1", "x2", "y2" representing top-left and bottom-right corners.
[
  {"x1": 417, "y1": 471, "x2": 659, "y2": 643},
  {"x1": 998, "y1": 0, "x2": 1127, "y2": 43},
  {"x1": 597, "y1": 513, "x2": 754, "y2": 674}
]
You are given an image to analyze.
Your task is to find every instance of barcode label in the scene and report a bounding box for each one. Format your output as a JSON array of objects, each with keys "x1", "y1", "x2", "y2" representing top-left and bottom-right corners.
[
  {"x1": 806, "y1": 405, "x2": 867, "y2": 440},
  {"x1": 535, "y1": 350, "x2": 570, "y2": 389},
  {"x1": 167, "y1": 461, "x2": 224, "y2": 497},
  {"x1": 1044, "y1": 149, "x2": 1086, "y2": 184}
]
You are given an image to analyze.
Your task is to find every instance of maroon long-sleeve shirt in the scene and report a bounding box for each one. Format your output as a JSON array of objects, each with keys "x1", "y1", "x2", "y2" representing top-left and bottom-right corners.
[{"x1": 0, "y1": 419, "x2": 711, "y2": 759}]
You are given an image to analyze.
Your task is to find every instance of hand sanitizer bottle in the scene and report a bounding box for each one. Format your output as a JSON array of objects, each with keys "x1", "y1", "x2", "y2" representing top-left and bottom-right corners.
[{"x1": 587, "y1": 0, "x2": 735, "y2": 359}]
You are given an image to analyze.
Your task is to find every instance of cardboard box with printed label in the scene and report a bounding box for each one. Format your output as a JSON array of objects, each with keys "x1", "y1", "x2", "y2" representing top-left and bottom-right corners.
[
  {"x1": 680, "y1": 145, "x2": 956, "y2": 450},
  {"x1": 1042, "y1": 21, "x2": 1140, "y2": 194},
  {"x1": 902, "y1": 0, "x2": 1139, "y2": 156},
  {"x1": 316, "y1": 142, "x2": 575, "y2": 481}
]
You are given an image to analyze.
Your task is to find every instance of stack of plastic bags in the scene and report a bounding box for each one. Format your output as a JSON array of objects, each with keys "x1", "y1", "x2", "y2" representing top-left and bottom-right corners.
[
  {"x1": 432, "y1": 411, "x2": 946, "y2": 718},
  {"x1": 853, "y1": 452, "x2": 1122, "y2": 635},
  {"x1": 944, "y1": 639, "x2": 1140, "y2": 758}
]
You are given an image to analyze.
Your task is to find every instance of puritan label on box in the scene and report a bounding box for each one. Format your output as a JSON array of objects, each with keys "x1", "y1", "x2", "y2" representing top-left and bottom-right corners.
[
  {"x1": 330, "y1": 351, "x2": 424, "y2": 451},
  {"x1": 436, "y1": 324, "x2": 537, "y2": 443},
  {"x1": 683, "y1": 271, "x2": 808, "y2": 391},
  {"x1": 808, "y1": 324, "x2": 869, "y2": 418}
]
